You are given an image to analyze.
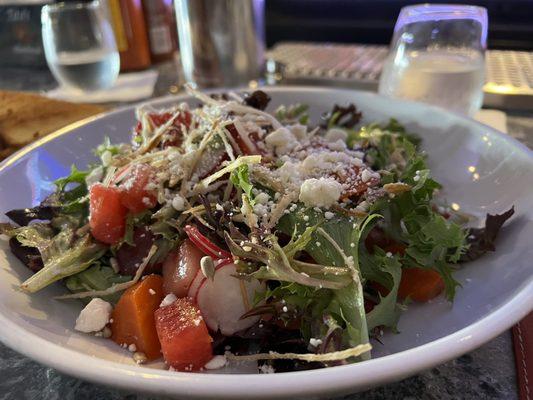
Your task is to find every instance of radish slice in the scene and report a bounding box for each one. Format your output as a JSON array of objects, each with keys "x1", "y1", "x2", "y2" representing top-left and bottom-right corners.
[
  {"x1": 162, "y1": 239, "x2": 203, "y2": 297},
  {"x1": 184, "y1": 225, "x2": 232, "y2": 259},
  {"x1": 187, "y1": 269, "x2": 205, "y2": 300},
  {"x1": 187, "y1": 258, "x2": 233, "y2": 301},
  {"x1": 196, "y1": 262, "x2": 264, "y2": 335}
]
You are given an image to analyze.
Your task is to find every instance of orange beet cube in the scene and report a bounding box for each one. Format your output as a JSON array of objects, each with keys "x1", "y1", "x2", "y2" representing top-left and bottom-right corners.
[{"x1": 111, "y1": 275, "x2": 165, "y2": 359}]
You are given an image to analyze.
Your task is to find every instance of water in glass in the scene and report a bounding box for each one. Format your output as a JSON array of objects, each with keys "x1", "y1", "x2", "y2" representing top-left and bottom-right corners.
[
  {"x1": 378, "y1": 5, "x2": 488, "y2": 116},
  {"x1": 42, "y1": 1, "x2": 120, "y2": 92}
]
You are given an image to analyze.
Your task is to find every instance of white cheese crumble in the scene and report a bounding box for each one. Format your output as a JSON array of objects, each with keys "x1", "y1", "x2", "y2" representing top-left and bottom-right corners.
[
  {"x1": 299, "y1": 178, "x2": 342, "y2": 208},
  {"x1": 171, "y1": 194, "x2": 186, "y2": 211},
  {"x1": 204, "y1": 355, "x2": 227, "y2": 370},
  {"x1": 327, "y1": 139, "x2": 347, "y2": 152},
  {"x1": 100, "y1": 150, "x2": 113, "y2": 167},
  {"x1": 324, "y1": 211, "x2": 334, "y2": 220},
  {"x1": 355, "y1": 200, "x2": 369, "y2": 213},
  {"x1": 255, "y1": 192, "x2": 270, "y2": 205},
  {"x1": 259, "y1": 364, "x2": 275, "y2": 374},
  {"x1": 265, "y1": 127, "x2": 297, "y2": 156},
  {"x1": 289, "y1": 124, "x2": 307, "y2": 140},
  {"x1": 325, "y1": 128, "x2": 348, "y2": 142},
  {"x1": 74, "y1": 298, "x2": 112, "y2": 333},
  {"x1": 309, "y1": 338, "x2": 323, "y2": 347},
  {"x1": 160, "y1": 293, "x2": 177, "y2": 308},
  {"x1": 85, "y1": 166, "x2": 104, "y2": 187},
  {"x1": 361, "y1": 169, "x2": 380, "y2": 183}
]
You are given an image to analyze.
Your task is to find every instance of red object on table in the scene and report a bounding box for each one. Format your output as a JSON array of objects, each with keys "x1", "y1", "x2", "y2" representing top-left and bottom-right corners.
[
  {"x1": 142, "y1": 0, "x2": 178, "y2": 63},
  {"x1": 513, "y1": 312, "x2": 533, "y2": 400},
  {"x1": 108, "y1": 0, "x2": 152, "y2": 71}
]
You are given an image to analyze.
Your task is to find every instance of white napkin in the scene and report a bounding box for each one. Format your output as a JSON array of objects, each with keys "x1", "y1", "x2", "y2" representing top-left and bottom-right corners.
[{"x1": 45, "y1": 69, "x2": 159, "y2": 103}]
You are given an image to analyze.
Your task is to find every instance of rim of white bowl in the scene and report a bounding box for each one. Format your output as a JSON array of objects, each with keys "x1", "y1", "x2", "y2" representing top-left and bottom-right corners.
[{"x1": 0, "y1": 86, "x2": 531, "y2": 399}]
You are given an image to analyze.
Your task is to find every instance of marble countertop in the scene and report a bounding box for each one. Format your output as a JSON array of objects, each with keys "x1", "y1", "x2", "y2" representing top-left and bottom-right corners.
[{"x1": 0, "y1": 59, "x2": 530, "y2": 400}]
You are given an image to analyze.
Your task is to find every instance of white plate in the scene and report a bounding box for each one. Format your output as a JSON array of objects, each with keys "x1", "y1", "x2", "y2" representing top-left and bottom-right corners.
[{"x1": 0, "y1": 87, "x2": 532, "y2": 399}]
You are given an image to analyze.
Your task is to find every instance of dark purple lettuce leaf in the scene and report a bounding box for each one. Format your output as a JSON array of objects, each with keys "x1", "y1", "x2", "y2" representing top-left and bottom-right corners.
[
  {"x1": 243, "y1": 90, "x2": 271, "y2": 111},
  {"x1": 321, "y1": 104, "x2": 362, "y2": 129},
  {"x1": 6, "y1": 205, "x2": 59, "y2": 227},
  {"x1": 460, "y1": 206, "x2": 515, "y2": 262},
  {"x1": 9, "y1": 237, "x2": 43, "y2": 272}
]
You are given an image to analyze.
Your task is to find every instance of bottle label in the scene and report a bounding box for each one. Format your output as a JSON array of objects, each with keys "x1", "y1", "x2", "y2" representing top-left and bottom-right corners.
[
  {"x1": 108, "y1": 0, "x2": 128, "y2": 52},
  {"x1": 149, "y1": 26, "x2": 173, "y2": 55}
]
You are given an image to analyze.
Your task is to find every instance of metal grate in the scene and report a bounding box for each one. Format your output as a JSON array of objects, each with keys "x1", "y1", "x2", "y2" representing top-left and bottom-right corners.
[
  {"x1": 485, "y1": 51, "x2": 533, "y2": 91},
  {"x1": 268, "y1": 42, "x2": 533, "y2": 110}
]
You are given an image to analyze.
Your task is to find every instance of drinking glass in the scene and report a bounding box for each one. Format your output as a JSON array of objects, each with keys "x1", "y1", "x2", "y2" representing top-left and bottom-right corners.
[
  {"x1": 378, "y1": 4, "x2": 488, "y2": 116},
  {"x1": 175, "y1": 0, "x2": 265, "y2": 88},
  {"x1": 42, "y1": 1, "x2": 120, "y2": 92}
]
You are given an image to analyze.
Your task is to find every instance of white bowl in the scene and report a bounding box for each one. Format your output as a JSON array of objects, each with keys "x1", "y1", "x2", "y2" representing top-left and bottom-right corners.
[{"x1": 0, "y1": 87, "x2": 532, "y2": 399}]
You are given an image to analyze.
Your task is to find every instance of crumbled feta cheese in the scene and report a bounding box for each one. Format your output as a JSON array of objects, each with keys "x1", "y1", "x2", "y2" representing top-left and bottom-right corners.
[
  {"x1": 171, "y1": 194, "x2": 186, "y2": 211},
  {"x1": 204, "y1": 355, "x2": 227, "y2": 370},
  {"x1": 255, "y1": 192, "x2": 270, "y2": 205},
  {"x1": 265, "y1": 127, "x2": 298, "y2": 156},
  {"x1": 361, "y1": 169, "x2": 374, "y2": 183},
  {"x1": 133, "y1": 352, "x2": 147, "y2": 364},
  {"x1": 85, "y1": 166, "x2": 104, "y2": 187},
  {"x1": 276, "y1": 161, "x2": 301, "y2": 185},
  {"x1": 356, "y1": 201, "x2": 369, "y2": 212},
  {"x1": 327, "y1": 139, "x2": 347, "y2": 152},
  {"x1": 386, "y1": 252, "x2": 393, "y2": 258},
  {"x1": 253, "y1": 203, "x2": 269, "y2": 217},
  {"x1": 282, "y1": 306, "x2": 288, "y2": 313},
  {"x1": 100, "y1": 150, "x2": 113, "y2": 167},
  {"x1": 259, "y1": 364, "x2": 275, "y2": 374},
  {"x1": 324, "y1": 211, "x2": 334, "y2": 220},
  {"x1": 325, "y1": 128, "x2": 348, "y2": 143},
  {"x1": 160, "y1": 293, "x2": 177, "y2": 308},
  {"x1": 299, "y1": 178, "x2": 342, "y2": 208},
  {"x1": 309, "y1": 338, "x2": 323, "y2": 347},
  {"x1": 74, "y1": 298, "x2": 112, "y2": 333},
  {"x1": 289, "y1": 124, "x2": 307, "y2": 140},
  {"x1": 128, "y1": 343, "x2": 137, "y2": 352}
]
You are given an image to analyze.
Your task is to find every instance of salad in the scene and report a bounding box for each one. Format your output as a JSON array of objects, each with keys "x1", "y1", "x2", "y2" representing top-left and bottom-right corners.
[{"x1": 0, "y1": 86, "x2": 514, "y2": 373}]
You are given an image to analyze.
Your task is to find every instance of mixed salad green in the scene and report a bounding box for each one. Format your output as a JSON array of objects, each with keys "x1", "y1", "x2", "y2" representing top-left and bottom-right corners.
[{"x1": 0, "y1": 87, "x2": 513, "y2": 372}]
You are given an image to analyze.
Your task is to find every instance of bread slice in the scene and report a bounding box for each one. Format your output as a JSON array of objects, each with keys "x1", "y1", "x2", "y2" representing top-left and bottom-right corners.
[{"x1": 0, "y1": 90, "x2": 106, "y2": 159}]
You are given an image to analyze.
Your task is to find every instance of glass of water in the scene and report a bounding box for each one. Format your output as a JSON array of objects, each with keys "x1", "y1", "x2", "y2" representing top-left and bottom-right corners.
[
  {"x1": 42, "y1": 1, "x2": 120, "y2": 92},
  {"x1": 378, "y1": 4, "x2": 488, "y2": 116}
]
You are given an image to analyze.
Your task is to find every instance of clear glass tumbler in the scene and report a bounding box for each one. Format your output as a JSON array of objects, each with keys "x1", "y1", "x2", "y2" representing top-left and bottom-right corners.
[
  {"x1": 378, "y1": 4, "x2": 488, "y2": 116},
  {"x1": 175, "y1": 0, "x2": 265, "y2": 88},
  {"x1": 42, "y1": 1, "x2": 120, "y2": 92}
]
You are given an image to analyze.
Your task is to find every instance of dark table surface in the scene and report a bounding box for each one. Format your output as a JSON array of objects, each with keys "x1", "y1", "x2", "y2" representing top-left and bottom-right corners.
[{"x1": 0, "y1": 59, "x2": 531, "y2": 400}]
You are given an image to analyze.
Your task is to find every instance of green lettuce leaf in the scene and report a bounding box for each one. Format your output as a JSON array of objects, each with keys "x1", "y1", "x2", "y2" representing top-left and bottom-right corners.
[
  {"x1": 230, "y1": 164, "x2": 255, "y2": 205},
  {"x1": 65, "y1": 264, "x2": 131, "y2": 304},
  {"x1": 277, "y1": 206, "x2": 381, "y2": 357},
  {"x1": 20, "y1": 235, "x2": 107, "y2": 293},
  {"x1": 370, "y1": 144, "x2": 468, "y2": 300},
  {"x1": 364, "y1": 249, "x2": 402, "y2": 331}
]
